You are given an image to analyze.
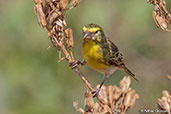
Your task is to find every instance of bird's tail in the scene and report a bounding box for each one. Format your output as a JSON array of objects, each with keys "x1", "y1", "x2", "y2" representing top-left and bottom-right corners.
[{"x1": 123, "y1": 66, "x2": 139, "y2": 82}]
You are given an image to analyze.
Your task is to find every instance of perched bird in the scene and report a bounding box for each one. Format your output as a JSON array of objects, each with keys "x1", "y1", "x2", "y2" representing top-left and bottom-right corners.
[{"x1": 72, "y1": 23, "x2": 139, "y2": 97}]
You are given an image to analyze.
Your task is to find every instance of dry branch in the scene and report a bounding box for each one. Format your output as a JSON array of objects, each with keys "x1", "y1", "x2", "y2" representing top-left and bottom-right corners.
[
  {"x1": 147, "y1": 0, "x2": 171, "y2": 32},
  {"x1": 73, "y1": 77, "x2": 139, "y2": 114}
]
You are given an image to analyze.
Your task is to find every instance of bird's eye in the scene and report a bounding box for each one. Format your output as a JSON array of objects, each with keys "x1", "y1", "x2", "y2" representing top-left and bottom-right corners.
[{"x1": 95, "y1": 31, "x2": 98, "y2": 33}]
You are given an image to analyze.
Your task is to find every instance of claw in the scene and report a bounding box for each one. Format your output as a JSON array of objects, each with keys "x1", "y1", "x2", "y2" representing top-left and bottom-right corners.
[
  {"x1": 91, "y1": 75, "x2": 108, "y2": 97},
  {"x1": 91, "y1": 88, "x2": 100, "y2": 97},
  {"x1": 70, "y1": 60, "x2": 79, "y2": 69},
  {"x1": 69, "y1": 59, "x2": 86, "y2": 69}
]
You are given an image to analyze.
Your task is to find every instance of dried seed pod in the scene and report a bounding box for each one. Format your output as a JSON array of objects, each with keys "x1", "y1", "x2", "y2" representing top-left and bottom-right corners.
[
  {"x1": 56, "y1": 19, "x2": 63, "y2": 28},
  {"x1": 148, "y1": 0, "x2": 171, "y2": 32},
  {"x1": 158, "y1": 90, "x2": 171, "y2": 114},
  {"x1": 113, "y1": 86, "x2": 122, "y2": 100},
  {"x1": 153, "y1": 11, "x2": 169, "y2": 31},
  {"x1": 124, "y1": 89, "x2": 133, "y2": 107},
  {"x1": 93, "y1": 103, "x2": 100, "y2": 113},
  {"x1": 120, "y1": 76, "x2": 131, "y2": 92},
  {"x1": 129, "y1": 93, "x2": 139, "y2": 107},
  {"x1": 72, "y1": 0, "x2": 80, "y2": 7},
  {"x1": 98, "y1": 85, "x2": 108, "y2": 104},
  {"x1": 47, "y1": 10, "x2": 60, "y2": 28},
  {"x1": 107, "y1": 85, "x2": 114, "y2": 107},
  {"x1": 168, "y1": 75, "x2": 171, "y2": 81},
  {"x1": 74, "y1": 77, "x2": 139, "y2": 114},
  {"x1": 124, "y1": 89, "x2": 139, "y2": 108},
  {"x1": 65, "y1": 28, "x2": 74, "y2": 50},
  {"x1": 73, "y1": 101, "x2": 85, "y2": 113},
  {"x1": 34, "y1": 0, "x2": 47, "y2": 28},
  {"x1": 84, "y1": 90, "x2": 94, "y2": 110},
  {"x1": 60, "y1": 0, "x2": 71, "y2": 9},
  {"x1": 163, "y1": 90, "x2": 170, "y2": 98}
]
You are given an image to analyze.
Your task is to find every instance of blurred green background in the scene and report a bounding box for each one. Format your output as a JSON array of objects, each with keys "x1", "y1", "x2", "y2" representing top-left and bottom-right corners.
[{"x1": 0, "y1": 0, "x2": 171, "y2": 114}]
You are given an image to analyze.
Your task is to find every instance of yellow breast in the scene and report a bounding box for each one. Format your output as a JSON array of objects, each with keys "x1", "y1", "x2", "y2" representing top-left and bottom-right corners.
[{"x1": 82, "y1": 40, "x2": 109, "y2": 71}]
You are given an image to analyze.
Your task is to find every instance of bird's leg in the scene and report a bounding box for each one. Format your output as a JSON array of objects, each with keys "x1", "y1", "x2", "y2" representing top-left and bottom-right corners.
[
  {"x1": 70, "y1": 59, "x2": 86, "y2": 69},
  {"x1": 91, "y1": 75, "x2": 108, "y2": 97}
]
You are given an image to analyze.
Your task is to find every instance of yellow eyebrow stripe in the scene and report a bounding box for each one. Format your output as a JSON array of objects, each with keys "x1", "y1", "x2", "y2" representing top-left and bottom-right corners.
[{"x1": 83, "y1": 26, "x2": 101, "y2": 32}]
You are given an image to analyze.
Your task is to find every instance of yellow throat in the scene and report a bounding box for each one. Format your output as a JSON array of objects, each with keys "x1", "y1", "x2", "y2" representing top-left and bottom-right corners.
[{"x1": 82, "y1": 40, "x2": 109, "y2": 71}]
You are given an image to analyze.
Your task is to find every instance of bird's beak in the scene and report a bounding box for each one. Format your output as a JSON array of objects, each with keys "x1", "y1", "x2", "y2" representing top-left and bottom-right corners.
[{"x1": 83, "y1": 31, "x2": 91, "y2": 39}]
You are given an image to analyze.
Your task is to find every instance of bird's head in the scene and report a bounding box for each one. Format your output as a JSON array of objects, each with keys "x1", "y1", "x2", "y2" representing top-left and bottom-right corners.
[{"x1": 82, "y1": 23, "x2": 105, "y2": 43}]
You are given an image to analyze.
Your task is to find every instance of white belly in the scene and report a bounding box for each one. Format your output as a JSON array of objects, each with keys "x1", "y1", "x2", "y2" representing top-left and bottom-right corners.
[{"x1": 100, "y1": 66, "x2": 117, "y2": 76}]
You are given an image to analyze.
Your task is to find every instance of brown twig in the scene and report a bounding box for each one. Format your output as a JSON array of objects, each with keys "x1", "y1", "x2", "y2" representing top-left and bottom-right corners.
[{"x1": 147, "y1": 0, "x2": 171, "y2": 32}]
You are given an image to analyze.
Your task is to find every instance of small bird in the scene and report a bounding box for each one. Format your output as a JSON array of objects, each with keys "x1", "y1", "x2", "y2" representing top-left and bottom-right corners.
[{"x1": 72, "y1": 23, "x2": 139, "y2": 97}]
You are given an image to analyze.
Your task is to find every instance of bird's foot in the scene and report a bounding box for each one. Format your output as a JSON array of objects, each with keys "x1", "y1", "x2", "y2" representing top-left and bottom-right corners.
[
  {"x1": 69, "y1": 60, "x2": 86, "y2": 69},
  {"x1": 70, "y1": 60, "x2": 80, "y2": 69},
  {"x1": 91, "y1": 88, "x2": 100, "y2": 98}
]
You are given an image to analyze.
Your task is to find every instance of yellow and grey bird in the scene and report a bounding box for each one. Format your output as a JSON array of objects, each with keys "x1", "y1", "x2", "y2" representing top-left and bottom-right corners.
[{"x1": 74, "y1": 23, "x2": 139, "y2": 97}]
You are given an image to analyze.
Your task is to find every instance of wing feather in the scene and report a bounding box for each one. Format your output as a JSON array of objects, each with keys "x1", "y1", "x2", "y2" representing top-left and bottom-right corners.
[{"x1": 102, "y1": 38, "x2": 125, "y2": 67}]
